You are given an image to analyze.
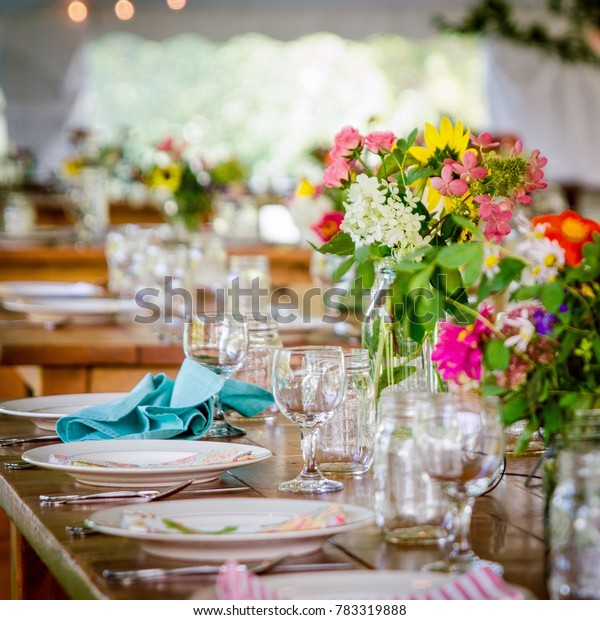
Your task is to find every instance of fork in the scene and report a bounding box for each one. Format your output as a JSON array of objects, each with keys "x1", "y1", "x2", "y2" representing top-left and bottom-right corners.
[
  {"x1": 40, "y1": 478, "x2": 195, "y2": 505},
  {"x1": 0, "y1": 434, "x2": 60, "y2": 447},
  {"x1": 102, "y1": 554, "x2": 290, "y2": 583}
]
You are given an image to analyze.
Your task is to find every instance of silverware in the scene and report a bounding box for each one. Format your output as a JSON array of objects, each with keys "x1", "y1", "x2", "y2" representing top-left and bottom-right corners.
[
  {"x1": 0, "y1": 434, "x2": 59, "y2": 447},
  {"x1": 102, "y1": 558, "x2": 355, "y2": 583},
  {"x1": 4, "y1": 460, "x2": 37, "y2": 470},
  {"x1": 40, "y1": 478, "x2": 195, "y2": 505},
  {"x1": 103, "y1": 554, "x2": 291, "y2": 583}
]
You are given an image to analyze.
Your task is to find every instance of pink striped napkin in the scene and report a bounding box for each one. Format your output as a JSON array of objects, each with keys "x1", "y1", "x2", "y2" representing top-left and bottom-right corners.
[{"x1": 216, "y1": 562, "x2": 524, "y2": 600}]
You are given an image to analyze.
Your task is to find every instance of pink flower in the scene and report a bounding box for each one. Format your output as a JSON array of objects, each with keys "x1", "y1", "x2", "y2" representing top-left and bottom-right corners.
[
  {"x1": 432, "y1": 322, "x2": 484, "y2": 384},
  {"x1": 323, "y1": 158, "x2": 351, "y2": 188},
  {"x1": 512, "y1": 188, "x2": 533, "y2": 205},
  {"x1": 432, "y1": 305, "x2": 493, "y2": 385},
  {"x1": 452, "y1": 151, "x2": 488, "y2": 184},
  {"x1": 311, "y1": 211, "x2": 344, "y2": 242},
  {"x1": 365, "y1": 131, "x2": 396, "y2": 155},
  {"x1": 470, "y1": 132, "x2": 500, "y2": 149},
  {"x1": 430, "y1": 164, "x2": 468, "y2": 197},
  {"x1": 475, "y1": 196, "x2": 513, "y2": 243},
  {"x1": 513, "y1": 139, "x2": 523, "y2": 155},
  {"x1": 329, "y1": 126, "x2": 364, "y2": 158}
]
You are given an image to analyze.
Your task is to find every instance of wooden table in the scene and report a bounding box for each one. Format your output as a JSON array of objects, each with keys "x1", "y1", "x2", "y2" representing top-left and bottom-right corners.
[{"x1": 0, "y1": 412, "x2": 548, "y2": 600}]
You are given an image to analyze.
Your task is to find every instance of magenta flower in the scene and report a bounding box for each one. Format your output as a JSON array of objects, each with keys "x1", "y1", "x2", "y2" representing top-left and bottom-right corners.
[
  {"x1": 311, "y1": 211, "x2": 344, "y2": 242},
  {"x1": 365, "y1": 131, "x2": 396, "y2": 155},
  {"x1": 323, "y1": 158, "x2": 351, "y2": 188},
  {"x1": 452, "y1": 151, "x2": 488, "y2": 184},
  {"x1": 329, "y1": 126, "x2": 364, "y2": 159},
  {"x1": 432, "y1": 322, "x2": 484, "y2": 384},
  {"x1": 470, "y1": 131, "x2": 500, "y2": 149},
  {"x1": 430, "y1": 164, "x2": 468, "y2": 197},
  {"x1": 475, "y1": 196, "x2": 513, "y2": 243}
]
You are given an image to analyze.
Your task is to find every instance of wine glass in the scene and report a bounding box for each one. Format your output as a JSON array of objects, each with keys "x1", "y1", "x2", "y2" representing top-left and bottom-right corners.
[
  {"x1": 414, "y1": 392, "x2": 505, "y2": 574},
  {"x1": 183, "y1": 313, "x2": 248, "y2": 438},
  {"x1": 272, "y1": 346, "x2": 346, "y2": 493}
]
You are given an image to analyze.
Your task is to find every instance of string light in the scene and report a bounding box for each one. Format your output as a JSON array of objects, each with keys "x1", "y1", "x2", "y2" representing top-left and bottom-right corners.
[
  {"x1": 167, "y1": 0, "x2": 187, "y2": 9},
  {"x1": 67, "y1": 1, "x2": 88, "y2": 22},
  {"x1": 115, "y1": 0, "x2": 135, "y2": 21}
]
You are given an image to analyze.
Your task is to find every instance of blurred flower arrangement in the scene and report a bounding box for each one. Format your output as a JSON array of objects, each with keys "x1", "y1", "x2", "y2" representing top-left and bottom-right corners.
[
  {"x1": 313, "y1": 118, "x2": 547, "y2": 345},
  {"x1": 433, "y1": 209, "x2": 600, "y2": 451},
  {"x1": 0, "y1": 145, "x2": 36, "y2": 192},
  {"x1": 144, "y1": 137, "x2": 247, "y2": 232},
  {"x1": 61, "y1": 128, "x2": 123, "y2": 179}
]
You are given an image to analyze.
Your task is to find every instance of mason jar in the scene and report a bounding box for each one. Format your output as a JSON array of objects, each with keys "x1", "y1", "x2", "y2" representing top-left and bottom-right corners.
[
  {"x1": 373, "y1": 389, "x2": 450, "y2": 544},
  {"x1": 316, "y1": 349, "x2": 376, "y2": 476},
  {"x1": 230, "y1": 317, "x2": 282, "y2": 421}
]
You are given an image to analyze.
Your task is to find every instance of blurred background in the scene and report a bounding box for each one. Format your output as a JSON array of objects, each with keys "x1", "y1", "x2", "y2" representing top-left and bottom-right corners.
[{"x1": 0, "y1": 0, "x2": 599, "y2": 236}]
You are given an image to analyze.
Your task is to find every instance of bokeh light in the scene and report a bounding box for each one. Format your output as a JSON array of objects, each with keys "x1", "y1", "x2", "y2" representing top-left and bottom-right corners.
[
  {"x1": 115, "y1": 0, "x2": 135, "y2": 21},
  {"x1": 67, "y1": 1, "x2": 87, "y2": 22},
  {"x1": 167, "y1": 0, "x2": 187, "y2": 9}
]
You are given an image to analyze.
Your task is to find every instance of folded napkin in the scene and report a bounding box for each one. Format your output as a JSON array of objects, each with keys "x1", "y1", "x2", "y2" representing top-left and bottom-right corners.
[
  {"x1": 216, "y1": 563, "x2": 525, "y2": 601},
  {"x1": 56, "y1": 358, "x2": 275, "y2": 442}
]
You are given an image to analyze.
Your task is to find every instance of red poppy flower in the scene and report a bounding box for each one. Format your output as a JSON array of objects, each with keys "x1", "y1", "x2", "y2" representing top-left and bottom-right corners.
[{"x1": 531, "y1": 210, "x2": 600, "y2": 266}]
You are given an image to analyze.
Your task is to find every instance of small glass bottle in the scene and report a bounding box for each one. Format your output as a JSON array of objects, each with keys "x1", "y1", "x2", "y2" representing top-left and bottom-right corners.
[
  {"x1": 316, "y1": 349, "x2": 376, "y2": 476},
  {"x1": 226, "y1": 254, "x2": 271, "y2": 319},
  {"x1": 548, "y1": 409, "x2": 600, "y2": 600},
  {"x1": 373, "y1": 389, "x2": 450, "y2": 544},
  {"x1": 230, "y1": 317, "x2": 282, "y2": 421}
]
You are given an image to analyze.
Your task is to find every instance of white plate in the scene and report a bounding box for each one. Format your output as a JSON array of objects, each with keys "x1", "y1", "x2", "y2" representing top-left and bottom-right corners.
[
  {"x1": 0, "y1": 281, "x2": 105, "y2": 300},
  {"x1": 0, "y1": 392, "x2": 127, "y2": 431},
  {"x1": 2, "y1": 297, "x2": 140, "y2": 324},
  {"x1": 22, "y1": 439, "x2": 271, "y2": 487},
  {"x1": 203, "y1": 570, "x2": 531, "y2": 600},
  {"x1": 85, "y1": 498, "x2": 374, "y2": 561}
]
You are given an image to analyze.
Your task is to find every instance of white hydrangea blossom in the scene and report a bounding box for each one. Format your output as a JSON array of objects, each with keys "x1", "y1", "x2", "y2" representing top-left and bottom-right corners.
[{"x1": 340, "y1": 174, "x2": 426, "y2": 255}]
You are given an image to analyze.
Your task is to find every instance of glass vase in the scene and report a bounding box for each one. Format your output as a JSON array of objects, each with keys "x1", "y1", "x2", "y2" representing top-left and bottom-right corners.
[{"x1": 361, "y1": 260, "x2": 436, "y2": 397}]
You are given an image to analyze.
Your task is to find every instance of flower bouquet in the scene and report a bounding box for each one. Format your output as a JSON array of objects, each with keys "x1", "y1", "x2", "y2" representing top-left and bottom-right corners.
[
  {"x1": 144, "y1": 137, "x2": 214, "y2": 232},
  {"x1": 432, "y1": 209, "x2": 600, "y2": 451},
  {"x1": 312, "y1": 118, "x2": 548, "y2": 393}
]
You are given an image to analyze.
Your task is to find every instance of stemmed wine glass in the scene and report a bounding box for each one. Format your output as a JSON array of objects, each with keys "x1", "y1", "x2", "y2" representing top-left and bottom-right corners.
[
  {"x1": 272, "y1": 346, "x2": 346, "y2": 493},
  {"x1": 414, "y1": 392, "x2": 505, "y2": 574},
  {"x1": 183, "y1": 313, "x2": 248, "y2": 438}
]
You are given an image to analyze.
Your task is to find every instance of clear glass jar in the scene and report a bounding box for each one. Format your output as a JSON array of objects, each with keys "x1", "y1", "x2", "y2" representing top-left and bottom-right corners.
[
  {"x1": 548, "y1": 448, "x2": 600, "y2": 599},
  {"x1": 373, "y1": 389, "x2": 450, "y2": 544},
  {"x1": 316, "y1": 349, "x2": 376, "y2": 476},
  {"x1": 230, "y1": 318, "x2": 282, "y2": 420},
  {"x1": 226, "y1": 254, "x2": 271, "y2": 320},
  {"x1": 548, "y1": 408, "x2": 600, "y2": 599}
]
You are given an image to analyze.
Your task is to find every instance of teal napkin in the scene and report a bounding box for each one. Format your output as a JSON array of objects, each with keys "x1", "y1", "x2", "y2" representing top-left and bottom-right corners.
[{"x1": 56, "y1": 358, "x2": 275, "y2": 442}]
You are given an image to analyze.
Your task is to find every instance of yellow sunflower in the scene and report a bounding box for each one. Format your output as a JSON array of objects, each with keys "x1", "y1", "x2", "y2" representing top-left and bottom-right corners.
[
  {"x1": 409, "y1": 117, "x2": 472, "y2": 211},
  {"x1": 149, "y1": 164, "x2": 182, "y2": 192}
]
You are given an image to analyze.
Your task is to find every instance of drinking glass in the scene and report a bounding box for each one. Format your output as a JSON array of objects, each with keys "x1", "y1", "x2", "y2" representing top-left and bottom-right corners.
[
  {"x1": 414, "y1": 392, "x2": 505, "y2": 574},
  {"x1": 272, "y1": 346, "x2": 346, "y2": 493},
  {"x1": 183, "y1": 314, "x2": 248, "y2": 438}
]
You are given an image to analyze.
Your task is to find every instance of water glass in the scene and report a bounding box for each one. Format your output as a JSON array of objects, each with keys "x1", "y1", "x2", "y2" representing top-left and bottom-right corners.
[
  {"x1": 316, "y1": 349, "x2": 376, "y2": 476},
  {"x1": 373, "y1": 389, "x2": 450, "y2": 544}
]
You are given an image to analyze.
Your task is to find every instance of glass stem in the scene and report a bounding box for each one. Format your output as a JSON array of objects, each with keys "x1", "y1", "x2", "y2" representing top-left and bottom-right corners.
[
  {"x1": 212, "y1": 391, "x2": 224, "y2": 422},
  {"x1": 449, "y1": 495, "x2": 476, "y2": 562},
  {"x1": 300, "y1": 427, "x2": 320, "y2": 477}
]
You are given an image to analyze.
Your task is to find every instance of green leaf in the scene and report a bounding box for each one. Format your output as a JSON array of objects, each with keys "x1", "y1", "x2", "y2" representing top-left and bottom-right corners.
[
  {"x1": 510, "y1": 284, "x2": 541, "y2": 301},
  {"x1": 540, "y1": 280, "x2": 565, "y2": 313},
  {"x1": 331, "y1": 256, "x2": 355, "y2": 281},
  {"x1": 312, "y1": 232, "x2": 354, "y2": 256},
  {"x1": 437, "y1": 242, "x2": 484, "y2": 270},
  {"x1": 484, "y1": 339, "x2": 510, "y2": 371},
  {"x1": 488, "y1": 257, "x2": 525, "y2": 293},
  {"x1": 377, "y1": 366, "x2": 416, "y2": 394},
  {"x1": 356, "y1": 260, "x2": 375, "y2": 290},
  {"x1": 451, "y1": 215, "x2": 485, "y2": 241},
  {"x1": 502, "y1": 397, "x2": 528, "y2": 425}
]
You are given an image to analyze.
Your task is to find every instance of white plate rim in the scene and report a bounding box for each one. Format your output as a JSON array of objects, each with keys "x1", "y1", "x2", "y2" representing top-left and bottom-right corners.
[
  {"x1": 216, "y1": 569, "x2": 533, "y2": 600},
  {"x1": 0, "y1": 281, "x2": 105, "y2": 299},
  {"x1": 84, "y1": 497, "x2": 374, "y2": 543},
  {"x1": 2, "y1": 297, "x2": 139, "y2": 317},
  {"x1": 21, "y1": 439, "x2": 271, "y2": 476},
  {"x1": 0, "y1": 392, "x2": 127, "y2": 421}
]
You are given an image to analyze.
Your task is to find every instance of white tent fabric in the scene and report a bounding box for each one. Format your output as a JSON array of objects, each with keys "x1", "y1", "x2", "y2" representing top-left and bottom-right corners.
[{"x1": 485, "y1": 38, "x2": 600, "y2": 190}]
